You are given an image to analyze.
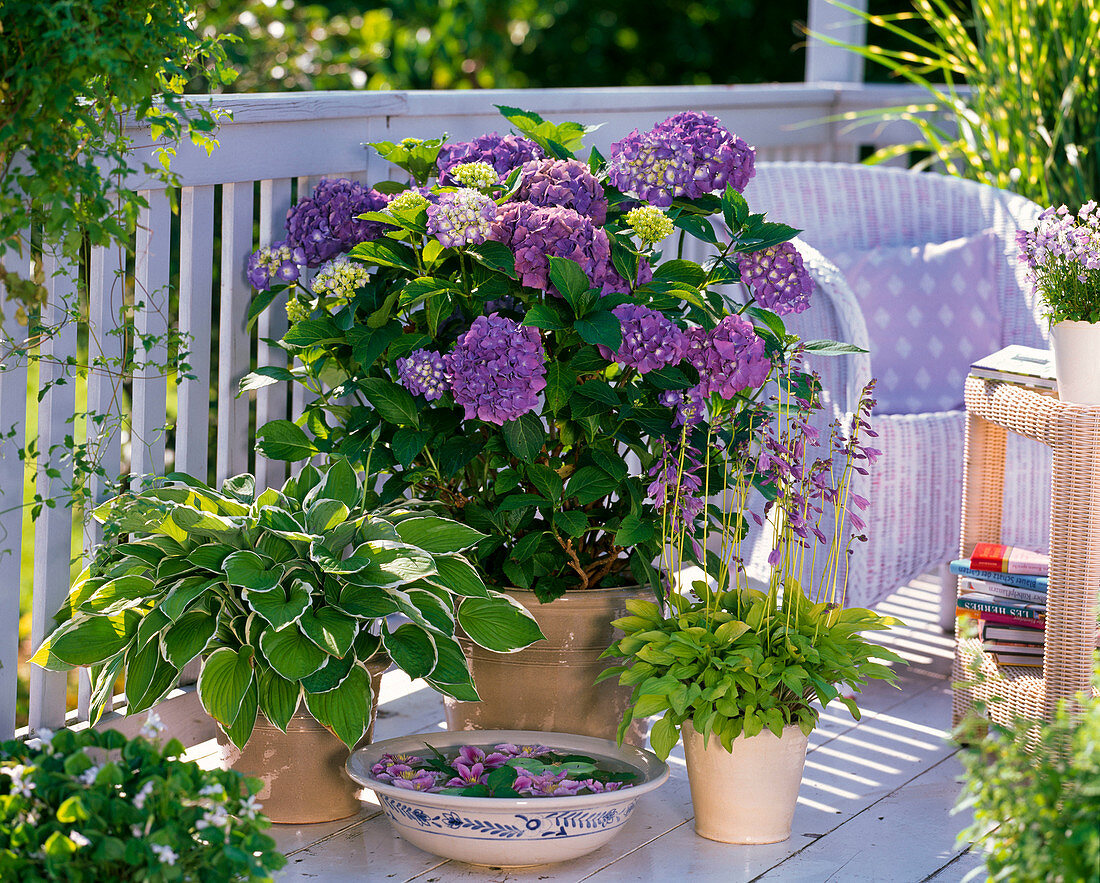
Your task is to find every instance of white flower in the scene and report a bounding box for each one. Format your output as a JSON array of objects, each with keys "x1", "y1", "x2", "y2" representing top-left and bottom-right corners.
[
  {"x1": 131, "y1": 825, "x2": 145, "y2": 838},
  {"x1": 196, "y1": 804, "x2": 230, "y2": 830},
  {"x1": 2, "y1": 764, "x2": 36, "y2": 798},
  {"x1": 36, "y1": 729, "x2": 55, "y2": 752},
  {"x1": 69, "y1": 831, "x2": 90, "y2": 848},
  {"x1": 77, "y1": 764, "x2": 101, "y2": 786},
  {"x1": 239, "y1": 793, "x2": 262, "y2": 819},
  {"x1": 198, "y1": 783, "x2": 226, "y2": 799},
  {"x1": 151, "y1": 843, "x2": 179, "y2": 866},
  {"x1": 133, "y1": 781, "x2": 155, "y2": 810},
  {"x1": 139, "y1": 711, "x2": 165, "y2": 739}
]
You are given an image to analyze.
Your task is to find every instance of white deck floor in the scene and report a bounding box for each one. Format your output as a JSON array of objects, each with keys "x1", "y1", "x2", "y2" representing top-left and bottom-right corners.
[{"x1": 264, "y1": 575, "x2": 986, "y2": 882}]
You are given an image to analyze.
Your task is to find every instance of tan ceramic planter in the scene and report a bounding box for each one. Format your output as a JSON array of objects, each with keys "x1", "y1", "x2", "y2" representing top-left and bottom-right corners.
[
  {"x1": 683, "y1": 721, "x2": 808, "y2": 844},
  {"x1": 444, "y1": 586, "x2": 649, "y2": 745},
  {"x1": 217, "y1": 655, "x2": 388, "y2": 824}
]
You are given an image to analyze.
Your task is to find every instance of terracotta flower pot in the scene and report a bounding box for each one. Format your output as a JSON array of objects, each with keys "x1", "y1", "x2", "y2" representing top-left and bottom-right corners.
[
  {"x1": 1052, "y1": 319, "x2": 1100, "y2": 405},
  {"x1": 444, "y1": 586, "x2": 649, "y2": 746},
  {"x1": 216, "y1": 655, "x2": 389, "y2": 824},
  {"x1": 682, "y1": 721, "x2": 808, "y2": 844}
]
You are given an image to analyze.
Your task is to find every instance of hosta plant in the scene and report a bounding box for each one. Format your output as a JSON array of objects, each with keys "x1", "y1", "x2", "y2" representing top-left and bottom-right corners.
[
  {"x1": 32, "y1": 460, "x2": 543, "y2": 749},
  {"x1": 243, "y1": 106, "x2": 855, "y2": 602},
  {"x1": 601, "y1": 373, "x2": 904, "y2": 759}
]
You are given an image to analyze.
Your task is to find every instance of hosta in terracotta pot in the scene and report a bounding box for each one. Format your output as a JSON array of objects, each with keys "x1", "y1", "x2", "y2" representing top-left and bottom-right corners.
[
  {"x1": 1018, "y1": 201, "x2": 1100, "y2": 404},
  {"x1": 33, "y1": 460, "x2": 543, "y2": 823},
  {"x1": 603, "y1": 372, "x2": 905, "y2": 844}
]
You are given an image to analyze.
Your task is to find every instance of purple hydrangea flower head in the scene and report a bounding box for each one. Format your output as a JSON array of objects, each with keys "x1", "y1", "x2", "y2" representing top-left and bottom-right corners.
[
  {"x1": 492, "y1": 202, "x2": 627, "y2": 295},
  {"x1": 397, "y1": 349, "x2": 448, "y2": 401},
  {"x1": 437, "y1": 132, "x2": 544, "y2": 185},
  {"x1": 686, "y1": 316, "x2": 771, "y2": 398},
  {"x1": 445, "y1": 313, "x2": 547, "y2": 425},
  {"x1": 597, "y1": 304, "x2": 687, "y2": 373},
  {"x1": 659, "y1": 111, "x2": 756, "y2": 195},
  {"x1": 607, "y1": 127, "x2": 694, "y2": 208},
  {"x1": 426, "y1": 188, "x2": 498, "y2": 249},
  {"x1": 659, "y1": 386, "x2": 708, "y2": 426},
  {"x1": 246, "y1": 240, "x2": 304, "y2": 291},
  {"x1": 515, "y1": 159, "x2": 608, "y2": 224},
  {"x1": 286, "y1": 178, "x2": 391, "y2": 267},
  {"x1": 736, "y1": 242, "x2": 814, "y2": 316}
]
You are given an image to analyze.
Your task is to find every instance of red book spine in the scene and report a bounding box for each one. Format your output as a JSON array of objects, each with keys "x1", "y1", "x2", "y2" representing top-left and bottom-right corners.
[{"x1": 967, "y1": 610, "x2": 1046, "y2": 629}]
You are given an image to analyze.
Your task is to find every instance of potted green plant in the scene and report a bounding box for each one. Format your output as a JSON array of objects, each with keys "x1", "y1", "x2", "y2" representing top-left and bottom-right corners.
[
  {"x1": 1017, "y1": 202, "x2": 1100, "y2": 404},
  {"x1": 32, "y1": 459, "x2": 542, "y2": 823},
  {"x1": 0, "y1": 717, "x2": 286, "y2": 880},
  {"x1": 601, "y1": 371, "x2": 905, "y2": 844},
  {"x1": 243, "y1": 106, "x2": 842, "y2": 739}
]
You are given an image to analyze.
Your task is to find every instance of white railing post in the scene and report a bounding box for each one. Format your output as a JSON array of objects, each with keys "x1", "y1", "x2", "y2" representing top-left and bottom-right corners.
[
  {"x1": 0, "y1": 241, "x2": 31, "y2": 739},
  {"x1": 805, "y1": 0, "x2": 867, "y2": 83}
]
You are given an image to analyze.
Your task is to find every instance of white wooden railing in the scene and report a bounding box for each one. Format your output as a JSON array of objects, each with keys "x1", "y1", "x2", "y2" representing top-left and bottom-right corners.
[{"x1": 0, "y1": 74, "x2": 933, "y2": 741}]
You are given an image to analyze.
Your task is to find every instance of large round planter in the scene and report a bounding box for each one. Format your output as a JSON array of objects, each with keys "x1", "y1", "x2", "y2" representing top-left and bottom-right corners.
[
  {"x1": 444, "y1": 586, "x2": 649, "y2": 745},
  {"x1": 347, "y1": 728, "x2": 669, "y2": 867},
  {"x1": 216, "y1": 655, "x2": 389, "y2": 824},
  {"x1": 1052, "y1": 320, "x2": 1100, "y2": 405},
  {"x1": 682, "y1": 721, "x2": 808, "y2": 844}
]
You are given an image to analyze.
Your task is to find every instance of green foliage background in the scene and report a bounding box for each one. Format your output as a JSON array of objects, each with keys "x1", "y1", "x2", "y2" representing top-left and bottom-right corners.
[{"x1": 190, "y1": 0, "x2": 817, "y2": 92}]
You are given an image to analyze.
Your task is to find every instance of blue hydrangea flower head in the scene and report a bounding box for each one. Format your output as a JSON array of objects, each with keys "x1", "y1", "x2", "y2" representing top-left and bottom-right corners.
[
  {"x1": 397, "y1": 349, "x2": 448, "y2": 401},
  {"x1": 426, "y1": 188, "x2": 498, "y2": 249}
]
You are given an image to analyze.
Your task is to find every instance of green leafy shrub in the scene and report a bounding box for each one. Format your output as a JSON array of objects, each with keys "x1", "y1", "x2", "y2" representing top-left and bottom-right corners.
[
  {"x1": 956, "y1": 667, "x2": 1100, "y2": 881},
  {"x1": 0, "y1": 722, "x2": 286, "y2": 881},
  {"x1": 33, "y1": 461, "x2": 543, "y2": 749}
]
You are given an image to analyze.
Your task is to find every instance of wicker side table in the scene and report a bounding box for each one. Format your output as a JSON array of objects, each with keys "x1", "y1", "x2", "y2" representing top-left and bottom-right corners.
[{"x1": 951, "y1": 377, "x2": 1100, "y2": 730}]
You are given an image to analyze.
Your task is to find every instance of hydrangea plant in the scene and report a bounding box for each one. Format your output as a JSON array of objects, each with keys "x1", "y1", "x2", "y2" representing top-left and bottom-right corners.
[
  {"x1": 0, "y1": 721, "x2": 286, "y2": 881},
  {"x1": 245, "y1": 106, "x2": 841, "y2": 602}
]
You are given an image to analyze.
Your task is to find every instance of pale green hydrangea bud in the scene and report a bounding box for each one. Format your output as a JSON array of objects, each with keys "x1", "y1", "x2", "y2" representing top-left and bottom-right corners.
[
  {"x1": 286, "y1": 297, "x2": 311, "y2": 324},
  {"x1": 400, "y1": 137, "x2": 424, "y2": 148},
  {"x1": 388, "y1": 190, "x2": 430, "y2": 214},
  {"x1": 625, "y1": 205, "x2": 674, "y2": 244},
  {"x1": 450, "y1": 161, "x2": 499, "y2": 190},
  {"x1": 310, "y1": 257, "x2": 370, "y2": 308}
]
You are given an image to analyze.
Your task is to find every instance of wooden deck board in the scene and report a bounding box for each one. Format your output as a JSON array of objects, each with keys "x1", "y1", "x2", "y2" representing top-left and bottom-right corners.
[{"x1": 271, "y1": 577, "x2": 989, "y2": 882}]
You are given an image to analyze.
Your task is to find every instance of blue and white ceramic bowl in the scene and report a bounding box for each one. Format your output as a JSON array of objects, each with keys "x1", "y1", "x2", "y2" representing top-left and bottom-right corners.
[{"x1": 347, "y1": 729, "x2": 670, "y2": 867}]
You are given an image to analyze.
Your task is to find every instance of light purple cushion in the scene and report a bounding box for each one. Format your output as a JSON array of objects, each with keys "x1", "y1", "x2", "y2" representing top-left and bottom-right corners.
[{"x1": 829, "y1": 230, "x2": 1003, "y2": 414}]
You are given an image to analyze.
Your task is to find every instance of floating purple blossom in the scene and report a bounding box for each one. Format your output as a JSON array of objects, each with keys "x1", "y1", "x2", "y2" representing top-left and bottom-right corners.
[
  {"x1": 437, "y1": 133, "x2": 544, "y2": 185},
  {"x1": 736, "y1": 242, "x2": 814, "y2": 316},
  {"x1": 491, "y1": 202, "x2": 627, "y2": 295},
  {"x1": 597, "y1": 304, "x2": 687, "y2": 374},
  {"x1": 685, "y1": 316, "x2": 771, "y2": 398},
  {"x1": 426, "y1": 188, "x2": 498, "y2": 248},
  {"x1": 513, "y1": 769, "x2": 586, "y2": 798},
  {"x1": 493, "y1": 743, "x2": 551, "y2": 758},
  {"x1": 658, "y1": 386, "x2": 708, "y2": 427},
  {"x1": 390, "y1": 768, "x2": 443, "y2": 792},
  {"x1": 514, "y1": 159, "x2": 608, "y2": 225},
  {"x1": 453, "y1": 745, "x2": 510, "y2": 770},
  {"x1": 286, "y1": 178, "x2": 391, "y2": 267},
  {"x1": 607, "y1": 127, "x2": 694, "y2": 208},
  {"x1": 246, "y1": 240, "x2": 304, "y2": 291},
  {"x1": 445, "y1": 313, "x2": 547, "y2": 425},
  {"x1": 397, "y1": 349, "x2": 448, "y2": 401},
  {"x1": 659, "y1": 111, "x2": 756, "y2": 195}
]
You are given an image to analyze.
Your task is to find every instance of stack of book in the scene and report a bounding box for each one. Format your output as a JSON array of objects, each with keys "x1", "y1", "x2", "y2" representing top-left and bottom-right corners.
[{"x1": 952, "y1": 543, "x2": 1048, "y2": 668}]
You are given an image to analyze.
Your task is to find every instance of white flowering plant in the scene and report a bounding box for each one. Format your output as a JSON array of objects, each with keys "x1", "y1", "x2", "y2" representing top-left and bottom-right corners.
[{"x1": 0, "y1": 722, "x2": 285, "y2": 881}]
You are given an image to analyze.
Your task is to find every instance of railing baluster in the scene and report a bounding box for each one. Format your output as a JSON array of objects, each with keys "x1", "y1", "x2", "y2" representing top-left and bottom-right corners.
[
  {"x1": 29, "y1": 253, "x2": 79, "y2": 733},
  {"x1": 0, "y1": 240, "x2": 31, "y2": 739},
  {"x1": 256, "y1": 178, "x2": 293, "y2": 491},
  {"x1": 217, "y1": 182, "x2": 255, "y2": 486},
  {"x1": 131, "y1": 190, "x2": 172, "y2": 485},
  {"x1": 177, "y1": 185, "x2": 216, "y2": 485}
]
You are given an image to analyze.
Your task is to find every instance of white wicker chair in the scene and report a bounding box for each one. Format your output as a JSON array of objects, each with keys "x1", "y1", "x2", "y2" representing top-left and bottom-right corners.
[{"x1": 734, "y1": 162, "x2": 1049, "y2": 615}]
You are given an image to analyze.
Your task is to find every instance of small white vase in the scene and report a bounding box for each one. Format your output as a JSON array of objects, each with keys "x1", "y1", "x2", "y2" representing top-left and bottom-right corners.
[
  {"x1": 1051, "y1": 320, "x2": 1100, "y2": 406},
  {"x1": 682, "y1": 722, "x2": 808, "y2": 844}
]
